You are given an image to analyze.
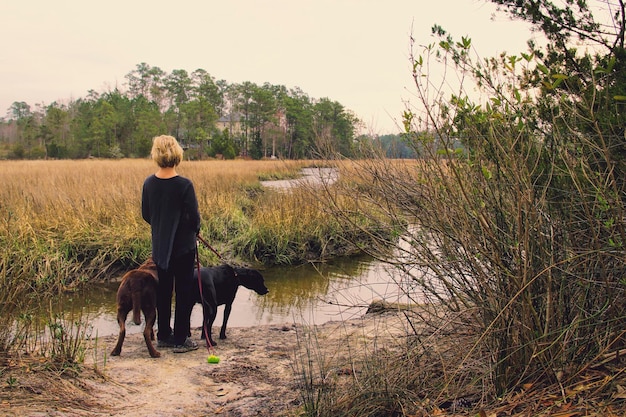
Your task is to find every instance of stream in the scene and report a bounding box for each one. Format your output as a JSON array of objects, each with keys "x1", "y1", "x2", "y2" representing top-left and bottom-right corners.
[{"x1": 72, "y1": 167, "x2": 411, "y2": 337}]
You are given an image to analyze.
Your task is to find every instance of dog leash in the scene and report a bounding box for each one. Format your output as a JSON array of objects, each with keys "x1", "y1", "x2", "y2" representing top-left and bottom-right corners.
[
  {"x1": 197, "y1": 234, "x2": 225, "y2": 261},
  {"x1": 195, "y1": 239, "x2": 216, "y2": 355},
  {"x1": 196, "y1": 233, "x2": 237, "y2": 363},
  {"x1": 197, "y1": 233, "x2": 237, "y2": 277}
]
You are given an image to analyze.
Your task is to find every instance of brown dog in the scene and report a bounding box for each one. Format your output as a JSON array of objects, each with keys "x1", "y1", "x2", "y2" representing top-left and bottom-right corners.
[{"x1": 110, "y1": 257, "x2": 160, "y2": 358}]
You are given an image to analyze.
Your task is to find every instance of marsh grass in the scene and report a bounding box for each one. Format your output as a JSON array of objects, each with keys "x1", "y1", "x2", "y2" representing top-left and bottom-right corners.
[
  {"x1": 231, "y1": 187, "x2": 363, "y2": 264},
  {"x1": 1, "y1": 159, "x2": 310, "y2": 287},
  {"x1": 0, "y1": 158, "x2": 399, "y2": 415},
  {"x1": 41, "y1": 308, "x2": 91, "y2": 375},
  {"x1": 1, "y1": 158, "x2": 393, "y2": 369}
]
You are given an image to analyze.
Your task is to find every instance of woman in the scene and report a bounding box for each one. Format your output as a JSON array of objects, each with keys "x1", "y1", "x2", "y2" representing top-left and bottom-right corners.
[{"x1": 142, "y1": 135, "x2": 200, "y2": 353}]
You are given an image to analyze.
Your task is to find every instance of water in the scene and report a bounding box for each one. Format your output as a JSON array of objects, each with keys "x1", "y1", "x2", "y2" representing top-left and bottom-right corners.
[
  {"x1": 54, "y1": 170, "x2": 442, "y2": 343},
  {"x1": 76, "y1": 255, "x2": 409, "y2": 337},
  {"x1": 260, "y1": 167, "x2": 338, "y2": 190},
  {"x1": 77, "y1": 167, "x2": 410, "y2": 338}
]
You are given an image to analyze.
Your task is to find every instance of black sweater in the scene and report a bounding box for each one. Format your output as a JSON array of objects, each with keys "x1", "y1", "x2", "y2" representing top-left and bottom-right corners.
[{"x1": 141, "y1": 174, "x2": 201, "y2": 270}]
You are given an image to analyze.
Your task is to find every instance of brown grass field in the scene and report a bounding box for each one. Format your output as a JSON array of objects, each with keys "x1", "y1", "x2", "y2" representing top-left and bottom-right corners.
[
  {"x1": 3, "y1": 158, "x2": 626, "y2": 416},
  {"x1": 0, "y1": 157, "x2": 394, "y2": 289}
]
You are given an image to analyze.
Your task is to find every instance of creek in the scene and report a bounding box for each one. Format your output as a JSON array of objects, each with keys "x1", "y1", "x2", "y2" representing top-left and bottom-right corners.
[
  {"x1": 72, "y1": 254, "x2": 410, "y2": 337},
  {"x1": 72, "y1": 167, "x2": 410, "y2": 337}
]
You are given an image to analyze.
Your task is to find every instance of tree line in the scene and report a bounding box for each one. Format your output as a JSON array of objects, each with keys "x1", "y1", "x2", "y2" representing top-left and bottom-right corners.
[{"x1": 0, "y1": 63, "x2": 366, "y2": 160}]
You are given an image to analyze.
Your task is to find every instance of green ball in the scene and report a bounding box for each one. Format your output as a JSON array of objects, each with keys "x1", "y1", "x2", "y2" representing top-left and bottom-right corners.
[{"x1": 207, "y1": 355, "x2": 220, "y2": 364}]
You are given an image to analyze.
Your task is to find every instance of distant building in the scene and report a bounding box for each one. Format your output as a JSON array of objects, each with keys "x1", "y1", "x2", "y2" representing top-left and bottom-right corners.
[{"x1": 216, "y1": 113, "x2": 244, "y2": 136}]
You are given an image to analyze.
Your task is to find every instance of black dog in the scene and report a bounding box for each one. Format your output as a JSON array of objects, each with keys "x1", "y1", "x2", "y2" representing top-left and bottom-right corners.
[{"x1": 195, "y1": 264, "x2": 269, "y2": 346}]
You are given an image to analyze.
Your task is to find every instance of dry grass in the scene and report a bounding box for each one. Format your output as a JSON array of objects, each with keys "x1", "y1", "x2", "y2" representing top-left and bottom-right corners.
[
  {"x1": 1, "y1": 158, "x2": 307, "y2": 239},
  {"x1": 0, "y1": 158, "x2": 310, "y2": 274},
  {"x1": 0, "y1": 159, "x2": 307, "y2": 365},
  {"x1": 0, "y1": 156, "x2": 397, "y2": 303},
  {"x1": 293, "y1": 306, "x2": 626, "y2": 416},
  {"x1": 0, "y1": 157, "x2": 394, "y2": 355}
]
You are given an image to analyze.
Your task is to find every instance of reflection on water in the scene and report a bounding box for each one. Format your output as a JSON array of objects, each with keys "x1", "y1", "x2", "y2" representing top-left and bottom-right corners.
[
  {"x1": 259, "y1": 254, "x2": 374, "y2": 323},
  {"x1": 70, "y1": 254, "x2": 407, "y2": 337},
  {"x1": 70, "y1": 168, "x2": 408, "y2": 338}
]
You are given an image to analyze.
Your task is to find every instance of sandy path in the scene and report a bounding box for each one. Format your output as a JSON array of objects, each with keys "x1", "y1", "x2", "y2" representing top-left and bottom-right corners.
[{"x1": 4, "y1": 312, "x2": 404, "y2": 417}]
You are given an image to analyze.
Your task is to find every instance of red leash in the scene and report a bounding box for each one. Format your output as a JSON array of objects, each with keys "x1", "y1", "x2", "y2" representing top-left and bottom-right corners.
[
  {"x1": 197, "y1": 234, "x2": 225, "y2": 261},
  {"x1": 196, "y1": 234, "x2": 233, "y2": 362},
  {"x1": 196, "y1": 239, "x2": 215, "y2": 354}
]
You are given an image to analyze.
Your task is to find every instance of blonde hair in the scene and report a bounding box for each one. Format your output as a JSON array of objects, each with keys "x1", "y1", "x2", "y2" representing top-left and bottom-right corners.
[{"x1": 150, "y1": 135, "x2": 183, "y2": 167}]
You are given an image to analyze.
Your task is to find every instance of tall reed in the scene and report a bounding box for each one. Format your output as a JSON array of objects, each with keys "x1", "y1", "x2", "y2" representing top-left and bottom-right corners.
[
  {"x1": 0, "y1": 158, "x2": 393, "y2": 361},
  {"x1": 0, "y1": 159, "x2": 308, "y2": 286}
]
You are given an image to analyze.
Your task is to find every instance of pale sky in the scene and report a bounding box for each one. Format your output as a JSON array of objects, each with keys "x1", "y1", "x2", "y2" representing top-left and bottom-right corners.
[{"x1": 1, "y1": 0, "x2": 533, "y2": 134}]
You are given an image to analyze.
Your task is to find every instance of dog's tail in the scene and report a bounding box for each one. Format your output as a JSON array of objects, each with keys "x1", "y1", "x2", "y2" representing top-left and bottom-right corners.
[
  {"x1": 130, "y1": 271, "x2": 155, "y2": 325},
  {"x1": 132, "y1": 287, "x2": 142, "y2": 325}
]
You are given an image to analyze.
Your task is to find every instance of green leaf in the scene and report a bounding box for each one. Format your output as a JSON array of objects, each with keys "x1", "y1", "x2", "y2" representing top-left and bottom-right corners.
[
  {"x1": 461, "y1": 36, "x2": 471, "y2": 49},
  {"x1": 607, "y1": 56, "x2": 616, "y2": 72},
  {"x1": 481, "y1": 166, "x2": 492, "y2": 180},
  {"x1": 537, "y1": 63, "x2": 549, "y2": 74}
]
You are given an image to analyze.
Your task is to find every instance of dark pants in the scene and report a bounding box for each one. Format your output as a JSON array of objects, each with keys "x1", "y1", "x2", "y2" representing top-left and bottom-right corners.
[{"x1": 156, "y1": 250, "x2": 196, "y2": 345}]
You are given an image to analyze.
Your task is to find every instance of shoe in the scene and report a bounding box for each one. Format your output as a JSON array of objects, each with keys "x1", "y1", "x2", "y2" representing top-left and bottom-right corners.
[
  {"x1": 173, "y1": 337, "x2": 199, "y2": 353},
  {"x1": 157, "y1": 336, "x2": 176, "y2": 348}
]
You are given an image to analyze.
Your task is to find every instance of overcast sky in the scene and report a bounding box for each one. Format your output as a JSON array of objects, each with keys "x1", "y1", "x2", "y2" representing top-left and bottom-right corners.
[{"x1": 1, "y1": 0, "x2": 533, "y2": 134}]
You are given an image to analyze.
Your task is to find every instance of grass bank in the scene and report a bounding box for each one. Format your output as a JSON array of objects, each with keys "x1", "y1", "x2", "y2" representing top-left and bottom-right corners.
[
  {"x1": 1, "y1": 159, "x2": 342, "y2": 287},
  {"x1": 0, "y1": 158, "x2": 396, "y2": 364}
]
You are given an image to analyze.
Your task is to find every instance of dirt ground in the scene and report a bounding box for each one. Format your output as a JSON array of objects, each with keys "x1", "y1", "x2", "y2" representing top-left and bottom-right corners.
[{"x1": 1, "y1": 311, "x2": 406, "y2": 417}]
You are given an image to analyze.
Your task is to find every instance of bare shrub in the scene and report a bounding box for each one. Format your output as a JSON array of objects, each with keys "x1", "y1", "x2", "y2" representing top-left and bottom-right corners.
[{"x1": 312, "y1": 19, "x2": 626, "y2": 412}]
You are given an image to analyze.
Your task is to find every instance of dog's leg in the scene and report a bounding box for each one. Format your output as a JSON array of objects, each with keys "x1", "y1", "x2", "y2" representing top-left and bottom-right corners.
[
  {"x1": 220, "y1": 303, "x2": 232, "y2": 340},
  {"x1": 201, "y1": 302, "x2": 218, "y2": 346},
  {"x1": 143, "y1": 307, "x2": 160, "y2": 358},
  {"x1": 208, "y1": 306, "x2": 218, "y2": 346},
  {"x1": 110, "y1": 308, "x2": 128, "y2": 356}
]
